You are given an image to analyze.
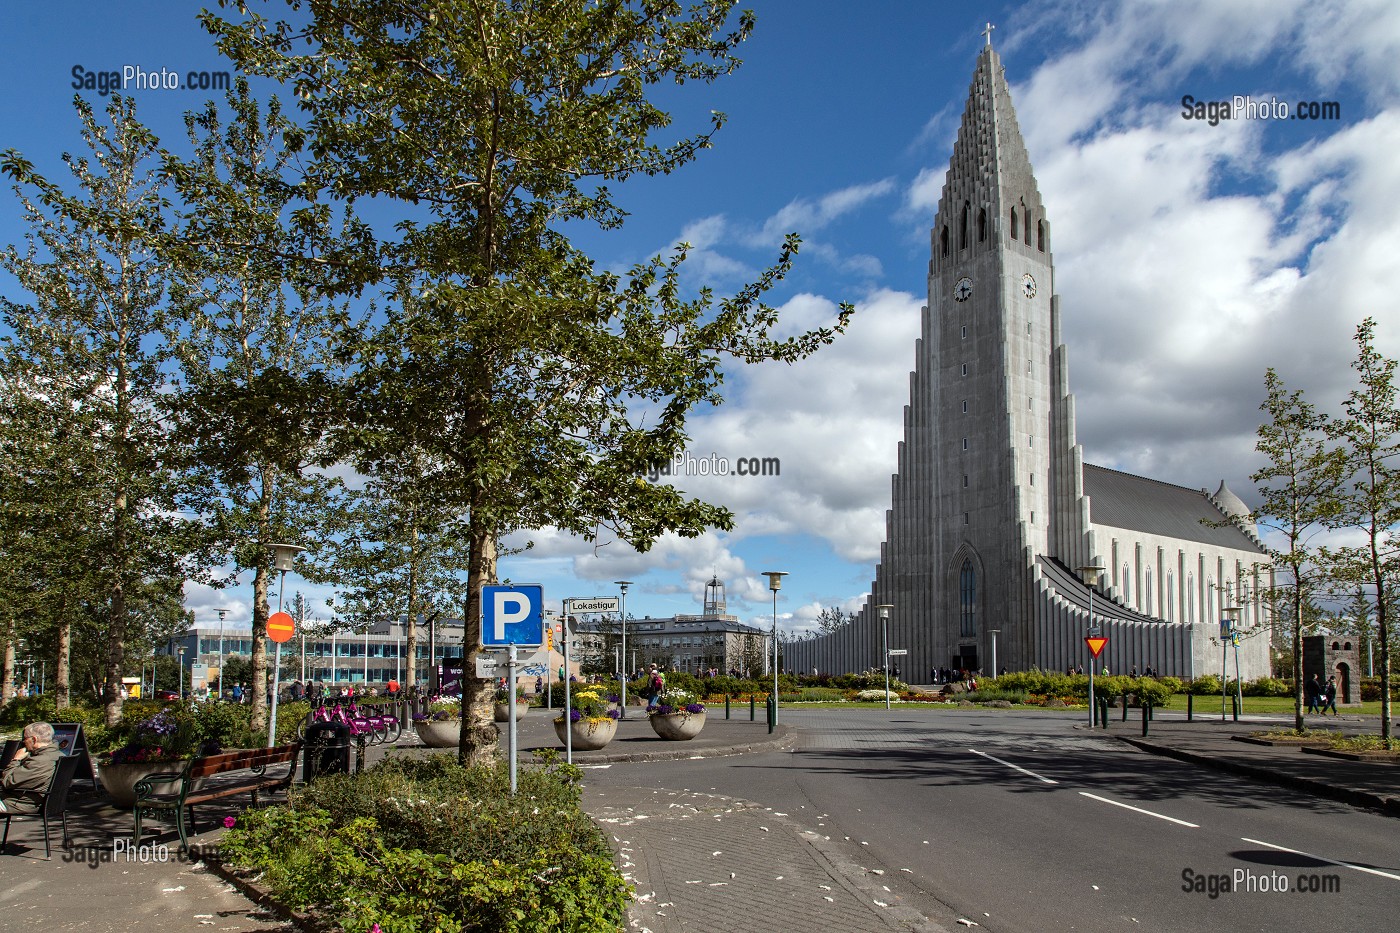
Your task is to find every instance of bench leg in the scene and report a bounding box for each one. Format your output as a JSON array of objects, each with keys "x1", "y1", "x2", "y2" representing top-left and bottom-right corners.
[
  {"x1": 133, "y1": 808, "x2": 143, "y2": 848},
  {"x1": 176, "y1": 805, "x2": 190, "y2": 852}
]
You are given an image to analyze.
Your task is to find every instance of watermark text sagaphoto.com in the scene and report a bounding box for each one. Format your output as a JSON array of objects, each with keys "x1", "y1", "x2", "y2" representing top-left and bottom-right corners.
[
  {"x1": 72, "y1": 64, "x2": 232, "y2": 96},
  {"x1": 1180, "y1": 94, "x2": 1341, "y2": 126},
  {"x1": 1181, "y1": 867, "x2": 1341, "y2": 898},
  {"x1": 646, "y1": 451, "x2": 780, "y2": 482}
]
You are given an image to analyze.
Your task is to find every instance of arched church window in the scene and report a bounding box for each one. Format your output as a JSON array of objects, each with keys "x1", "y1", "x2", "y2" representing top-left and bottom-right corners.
[
  {"x1": 978, "y1": 208, "x2": 987, "y2": 242},
  {"x1": 1009, "y1": 208, "x2": 1018, "y2": 240},
  {"x1": 960, "y1": 559, "x2": 977, "y2": 637},
  {"x1": 1023, "y1": 205, "x2": 1032, "y2": 245},
  {"x1": 940, "y1": 226, "x2": 949, "y2": 256},
  {"x1": 1037, "y1": 220, "x2": 1046, "y2": 252},
  {"x1": 960, "y1": 202, "x2": 970, "y2": 250},
  {"x1": 1145, "y1": 568, "x2": 1153, "y2": 614}
]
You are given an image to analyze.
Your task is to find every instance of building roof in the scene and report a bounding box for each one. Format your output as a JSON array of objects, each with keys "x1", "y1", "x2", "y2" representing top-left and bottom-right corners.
[
  {"x1": 1083, "y1": 464, "x2": 1265, "y2": 553},
  {"x1": 576, "y1": 615, "x2": 768, "y2": 637}
]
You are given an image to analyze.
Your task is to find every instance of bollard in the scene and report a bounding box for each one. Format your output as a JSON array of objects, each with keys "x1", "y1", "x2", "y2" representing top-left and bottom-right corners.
[
  {"x1": 1122, "y1": 693, "x2": 1129, "y2": 722},
  {"x1": 1231, "y1": 694, "x2": 1239, "y2": 722},
  {"x1": 1100, "y1": 697, "x2": 1110, "y2": 728},
  {"x1": 750, "y1": 695, "x2": 756, "y2": 721},
  {"x1": 1142, "y1": 703, "x2": 1150, "y2": 737},
  {"x1": 725, "y1": 695, "x2": 731, "y2": 720},
  {"x1": 766, "y1": 694, "x2": 776, "y2": 734},
  {"x1": 1187, "y1": 692, "x2": 1193, "y2": 722}
]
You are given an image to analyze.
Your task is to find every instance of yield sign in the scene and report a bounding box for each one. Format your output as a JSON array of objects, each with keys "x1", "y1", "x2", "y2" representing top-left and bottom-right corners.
[
  {"x1": 267, "y1": 611, "x2": 295, "y2": 644},
  {"x1": 1085, "y1": 636, "x2": 1108, "y2": 658}
]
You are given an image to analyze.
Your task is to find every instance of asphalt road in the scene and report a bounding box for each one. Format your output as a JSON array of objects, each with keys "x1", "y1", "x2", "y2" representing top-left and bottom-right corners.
[{"x1": 584, "y1": 708, "x2": 1399, "y2": 932}]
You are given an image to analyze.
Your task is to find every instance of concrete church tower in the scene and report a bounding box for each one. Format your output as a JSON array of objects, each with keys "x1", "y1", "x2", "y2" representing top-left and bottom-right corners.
[{"x1": 786, "y1": 36, "x2": 1271, "y2": 681}]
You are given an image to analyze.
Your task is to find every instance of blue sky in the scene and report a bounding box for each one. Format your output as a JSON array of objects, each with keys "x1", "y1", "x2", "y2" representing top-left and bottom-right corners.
[{"x1": 3, "y1": 1, "x2": 1398, "y2": 639}]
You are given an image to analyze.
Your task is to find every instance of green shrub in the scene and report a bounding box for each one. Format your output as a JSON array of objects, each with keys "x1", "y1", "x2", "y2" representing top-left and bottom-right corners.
[
  {"x1": 1242, "y1": 677, "x2": 1292, "y2": 698},
  {"x1": 1187, "y1": 674, "x2": 1222, "y2": 695},
  {"x1": 1131, "y1": 680, "x2": 1173, "y2": 707},
  {"x1": 1360, "y1": 678, "x2": 1400, "y2": 701},
  {"x1": 792, "y1": 687, "x2": 845, "y2": 702},
  {"x1": 223, "y1": 753, "x2": 628, "y2": 932}
]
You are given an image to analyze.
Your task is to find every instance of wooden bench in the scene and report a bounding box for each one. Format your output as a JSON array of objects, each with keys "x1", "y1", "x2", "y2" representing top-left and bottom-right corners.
[{"x1": 133, "y1": 743, "x2": 300, "y2": 849}]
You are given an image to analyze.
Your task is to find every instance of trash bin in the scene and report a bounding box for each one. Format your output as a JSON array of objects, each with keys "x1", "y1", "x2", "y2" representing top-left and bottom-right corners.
[{"x1": 303, "y1": 721, "x2": 350, "y2": 782}]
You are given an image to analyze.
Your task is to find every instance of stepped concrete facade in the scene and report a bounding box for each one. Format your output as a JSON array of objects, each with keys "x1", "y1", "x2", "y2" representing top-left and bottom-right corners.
[{"x1": 786, "y1": 40, "x2": 1271, "y2": 681}]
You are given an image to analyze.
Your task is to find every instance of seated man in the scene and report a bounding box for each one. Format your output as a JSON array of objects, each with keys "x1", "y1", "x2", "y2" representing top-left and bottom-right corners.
[{"x1": 1, "y1": 722, "x2": 62, "y2": 814}]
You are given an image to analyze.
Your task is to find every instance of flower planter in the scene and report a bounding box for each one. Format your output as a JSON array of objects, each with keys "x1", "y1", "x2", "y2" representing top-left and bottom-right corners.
[
  {"x1": 99, "y1": 760, "x2": 196, "y2": 808},
  {"x1": 553, "y1": 716, "x2": 617, "y2": 751},
  {"x1": 413, "y1": 719, "x2": 462, "y2": 748},
  {"x1": 493, "y1": 701, "x2": 530, "y2": 723},
  {"x1": 649, "y1": 709, "x2": 706, "y2": 741}
]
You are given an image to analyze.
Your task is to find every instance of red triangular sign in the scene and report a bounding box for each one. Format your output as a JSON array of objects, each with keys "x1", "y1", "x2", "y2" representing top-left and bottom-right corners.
[{"x1": 1085, "y1": 636, "x2": 1108, "y2": 658}]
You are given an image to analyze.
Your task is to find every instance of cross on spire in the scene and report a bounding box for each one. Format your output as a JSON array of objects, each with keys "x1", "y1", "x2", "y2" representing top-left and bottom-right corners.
[{"x1": 982, "y1": 22, "x2": 995, "y2": 48}]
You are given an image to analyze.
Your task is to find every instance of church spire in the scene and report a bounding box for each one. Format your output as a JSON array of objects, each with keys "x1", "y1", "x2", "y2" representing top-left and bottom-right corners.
[{"x1": 932, "y1": 41, "x2": 1049, "y2": 267}]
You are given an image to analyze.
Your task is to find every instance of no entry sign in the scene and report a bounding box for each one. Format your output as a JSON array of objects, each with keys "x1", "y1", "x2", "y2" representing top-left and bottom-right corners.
[{"x1": 267, "y1": 611, "x2": 295, "y2": 644}]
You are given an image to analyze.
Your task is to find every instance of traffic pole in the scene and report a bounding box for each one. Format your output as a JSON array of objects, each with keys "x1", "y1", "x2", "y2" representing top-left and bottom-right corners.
[{"x1": 508, "y1": 644, "x2": 518, "y2": 794}]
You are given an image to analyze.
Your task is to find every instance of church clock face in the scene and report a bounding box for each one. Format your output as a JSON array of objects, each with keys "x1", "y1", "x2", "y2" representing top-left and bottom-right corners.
[
  {"x1": 954, "y1": 276, "x2": 973, "y2": 301},
  {"x1": 1021, "y1": 273, "x2": 1037, "y2": 298}
]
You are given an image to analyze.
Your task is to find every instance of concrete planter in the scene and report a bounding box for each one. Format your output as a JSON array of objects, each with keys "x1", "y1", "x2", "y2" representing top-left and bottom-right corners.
[
  {"x1": 649, "y1": 709, "x2": 707, "y2": 741},
  {"x1": 552, "y1": 716, "x2": 617, "y2": 751},
  {"x1": 100, "y1": 760, "x2": 197, "y2": 808},
  {"x1": 413, "y1": 719, "x2": 462, "y2": 748},
  {"x1": 493, "y1": 701, "x2": 530, "y2": 722}
]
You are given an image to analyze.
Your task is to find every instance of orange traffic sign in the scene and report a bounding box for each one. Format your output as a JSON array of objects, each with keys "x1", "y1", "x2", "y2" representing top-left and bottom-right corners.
[
  {"x1": 1085, "y1": 636, "x2": 1108, "y2": 658},
  {"x1": 267, "y1": 611, "x2": 295, "y2": 644}
]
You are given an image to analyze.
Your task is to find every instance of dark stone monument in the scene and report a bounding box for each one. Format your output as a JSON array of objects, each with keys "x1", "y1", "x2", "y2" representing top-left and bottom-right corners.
[{"x1": 1303, "y1": 635, "x2": 1361, "y2": 705}]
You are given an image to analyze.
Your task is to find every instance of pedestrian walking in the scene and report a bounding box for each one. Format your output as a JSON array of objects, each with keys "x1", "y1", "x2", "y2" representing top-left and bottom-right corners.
[
  {"x1": 1306, "y1": 674, "x2": 1322, "y2": 714},
  {"x1": 1324, "y1": 676, "x2": 1338, "y2": 715}
]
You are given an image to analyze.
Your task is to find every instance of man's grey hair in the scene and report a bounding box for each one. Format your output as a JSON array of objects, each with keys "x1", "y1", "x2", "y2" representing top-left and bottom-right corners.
[{"x1": 22, "y1": 722, "x2": 54, "y2": 744}]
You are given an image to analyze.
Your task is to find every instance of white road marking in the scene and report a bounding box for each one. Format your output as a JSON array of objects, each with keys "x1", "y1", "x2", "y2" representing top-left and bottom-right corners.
[
  {"x1": 1241, "y1": 837, "x2": 1400, "y2": 883},
  {"x1": 1078, "y1": 792, "x2": 1198, "y2": 828},
  {"x1": 579, "y1": 764, "x2": 612, "y2": 769},
  {"x1": 968, "y1": 748, "x2": 1058, "y2": 784}
]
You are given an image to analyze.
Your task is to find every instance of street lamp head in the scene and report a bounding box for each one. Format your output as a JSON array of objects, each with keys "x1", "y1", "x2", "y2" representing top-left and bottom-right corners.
[
  {"x1": 1222, "y1": 605, "x2": 1241, "y2": 618},
  {"x1": 614, "y1": 580, "x2": 633, "y2": 595},
  {"x1": 1077, "y1": 565, "x2": 1105, "y2": 586},
  {"x1": 875, "y1": 603, "x2": 893, "y2": 620},
  {"x1": 762, "y1": 571, "x2": 788, "y2": 591},
  {"x1": 268, "y1": 543, "x2": 305, "y2": 573}
]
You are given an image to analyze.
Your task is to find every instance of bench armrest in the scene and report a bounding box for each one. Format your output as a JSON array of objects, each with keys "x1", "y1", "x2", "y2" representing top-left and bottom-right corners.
[{"x1": 133, "y1": 771, "x2": 187, "y2": 801}]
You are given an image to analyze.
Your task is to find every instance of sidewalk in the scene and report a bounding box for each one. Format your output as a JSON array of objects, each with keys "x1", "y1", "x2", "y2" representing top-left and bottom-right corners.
[
  {"x1": 1107, "y1": 711, "x2": 1400, "y2": 816},
  {"x1": 2, "y1": 707, "x2": 1395, "y2": 933}
]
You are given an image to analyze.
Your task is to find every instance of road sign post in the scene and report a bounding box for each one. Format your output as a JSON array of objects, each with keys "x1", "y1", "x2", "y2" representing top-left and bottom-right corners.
[
  {"x1": 1085, "y1": 634, "x2": 1108, "y2": 729},
  {"x1": 266, "y1": 611, "x2": 295, "y2": 747},
  {"x1": 481, "y1": 585, "x2": 544, "y2": 793}
]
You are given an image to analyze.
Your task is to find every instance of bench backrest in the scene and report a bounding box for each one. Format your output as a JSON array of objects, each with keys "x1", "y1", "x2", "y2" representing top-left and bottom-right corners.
[{"x1": 188, "y1": 743, "x2": 301, "y2": 779}]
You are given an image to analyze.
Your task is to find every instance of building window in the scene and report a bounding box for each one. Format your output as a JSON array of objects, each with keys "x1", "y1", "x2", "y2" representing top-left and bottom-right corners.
[
  {"x1": 960, "y1": 201, "x2": 970, "y2": 250},
  {"x1": 962, "y1": 438, "x2": 969, "y2": 450},
  {"x1": 964, "y1": 512, "x2": 970, "y2": 525},
  {"x1": 963, "y1": 474, "x2": 969, "y2": 487},
  {"x1": 1145, "y1": 567, "x2": 1154, "y2": 614},
  {"x1": 960, "y1": 559, "x2": 977, "y2": 637},
  {"x1": 1037, "y1": 220, "x2": 1046, "y2": 252},
  {"x1": 962, "y1": 363, "x2": 968, "y2": 376},
  {"x1": 961, "y1": 324, "x2": 967, "y2": 339},
  {"x1": 1030, "y1": 511, "x2": 1035, "y2": 524},
  {"x1": 1028, "y1": 396, "x2": 1032, "y2": 409},
  {"x1": 1123, "y1": 563, "x2": 1131, "y2": 604},
  {"x1": 1027, "y1": 359, "x2": 1032, "y2": 374},
  {"x1": 962, "y1": 399, "x2": 968, "y2": 413},
  {"x1": 941, "y1": 226, "x2": 949, "y2": 256},
  {"x1": 1028, "y1": 434, "x2": 1033, "y2": 446},
  {"x1": 1010, "y1": 207, "x2": 1018, "y2": 240},
  {"x1": 1029, "y1": 474, "x2": 1034, "y2": 486},
  {"x1": 978, "y1": 207, "x2": 987, "y2": 242}
]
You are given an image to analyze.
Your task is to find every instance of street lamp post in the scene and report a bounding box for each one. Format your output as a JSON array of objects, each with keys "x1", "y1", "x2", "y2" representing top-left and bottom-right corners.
[
  {"x1": 763, "y1": 572, "x2": 788, "y2": 726},
  {"x1": 1221, "y1": 606, "x2": 1239, "y2": 721},
  {"x1": 1078, "y1": 565, "x2": 1105, "y2": 727},
  {"x1": 266, "y1": 543, "x2": 305, "y2": 747},
  {"x1": 615, "y1": 581, "x2": 633, "y2": 718},
  {"x1": 876, "y1": 605, "x2": 894, "y2": 710},
  {"x1": 990, "y1": 629, "x2": 1001, "y2": 679},
  {"x1": 216, "y1": 608, "x2": 230, "y2": 700},
  {"x1": 177, "y1": 647, "x2": 186, "y2": 699}
]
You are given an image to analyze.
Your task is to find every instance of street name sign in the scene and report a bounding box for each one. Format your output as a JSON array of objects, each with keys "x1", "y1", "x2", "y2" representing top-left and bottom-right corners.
[
  {"x1": 570, "y1": 596, "x2": 620, "y2": 613},
  {"x1": 888, "y1": 648, "x2": 908, "y2": 656}
]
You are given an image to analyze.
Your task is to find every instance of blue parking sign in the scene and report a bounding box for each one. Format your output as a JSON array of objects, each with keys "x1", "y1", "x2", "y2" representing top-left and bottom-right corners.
[{"x1": 481, "y1": 584, "x2": 544, "y2": 647}]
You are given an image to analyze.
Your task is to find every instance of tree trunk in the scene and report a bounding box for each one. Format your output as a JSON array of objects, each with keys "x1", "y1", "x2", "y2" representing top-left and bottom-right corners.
[
  {"x1": 1292, "y1": 570, "x2": 1304, "y2": 732},
  {"x1": 1378, "y1": 594, "x2": 1391, "y2": 746},
  {"x1": 56, "y1": 611, "x2": 72, "y2": 709},
  {"x1": 459, "y1": 518, "x2": 499, "y2": 767},
  {"x1": 249, "y1": 470, "x2": 276, "y2": 731},
  {"x1": 103, "y1": 486, "x2": 129, "y2": 727},
  {"x1": 1, "y1": 617, "x2": 14, "y2": 706}
]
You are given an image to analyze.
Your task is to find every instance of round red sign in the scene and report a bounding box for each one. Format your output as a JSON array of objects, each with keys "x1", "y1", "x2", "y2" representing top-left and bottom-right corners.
[{"x1": 267, "y1": 611, "x2": 296, "y2": 644}]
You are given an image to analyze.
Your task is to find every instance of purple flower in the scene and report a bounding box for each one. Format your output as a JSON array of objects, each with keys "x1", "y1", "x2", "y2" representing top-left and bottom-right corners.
[
  {"x1": 223, "y1": 816, "x2": 236, "y2": 829},
  {"x1": 684, "y1": 703, "x2": 705, "y2": 714},
  {"x1": 569, "y1": 709, "x2": 583, "y2": 722},
  {"x1": 606, "y1": 708, "x2": 621, "y2": 719}
]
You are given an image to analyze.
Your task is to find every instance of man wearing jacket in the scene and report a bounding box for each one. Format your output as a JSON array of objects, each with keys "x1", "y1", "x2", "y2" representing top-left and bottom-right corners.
[{"x1": 1, "y1": 721, "x2": 62, "y2": 815}]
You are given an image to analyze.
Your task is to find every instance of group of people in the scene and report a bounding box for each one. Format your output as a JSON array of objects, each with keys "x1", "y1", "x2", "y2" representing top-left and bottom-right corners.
[{"x1": 1306, "y1": 674, "x2": 1340, "y2": 715}]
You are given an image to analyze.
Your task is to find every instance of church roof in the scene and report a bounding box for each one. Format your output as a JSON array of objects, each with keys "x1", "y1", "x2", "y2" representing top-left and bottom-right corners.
[{"x1": 1083, "y1": 464, "x2": 1265, "y2": 553}]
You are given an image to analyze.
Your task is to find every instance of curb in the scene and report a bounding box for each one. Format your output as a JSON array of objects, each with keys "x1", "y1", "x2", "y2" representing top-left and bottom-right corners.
[
  {"x1": 193, "y1": 852, "x2": 329, "y2": 932},
  {"x1": 1116, "y1": 735, "x2": 1400, "y2": 818}
]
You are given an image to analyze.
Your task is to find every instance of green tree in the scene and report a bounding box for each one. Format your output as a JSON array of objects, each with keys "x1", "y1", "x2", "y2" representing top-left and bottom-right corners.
[
  {"x1": 162, "y1": 81, "x2": 358, "y2": 731},
  {"x1": 1, "y1": 96, "x2": 192, "y2": 725},
  {"x1": 204, "y1": 1, "x2": 852, "y2": 764},
  {"x1": 1249, "y1": 368, "x2": 1340, "y2": 730},
  {"x1": 1322, "y1": 319, "x2": 1399, "y2": 745}
]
